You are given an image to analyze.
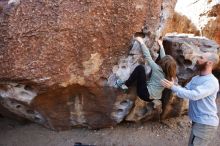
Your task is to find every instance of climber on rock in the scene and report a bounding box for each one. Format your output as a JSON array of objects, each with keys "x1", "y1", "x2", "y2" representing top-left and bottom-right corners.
[{"x1": 114, "y1": 37, "x2": 177, "y2": 110}]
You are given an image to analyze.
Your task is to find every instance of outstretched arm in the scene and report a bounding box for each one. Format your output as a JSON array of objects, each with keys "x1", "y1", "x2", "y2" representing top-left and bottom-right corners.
[
  {"x1": 157, "y1": 40, "x2": 166, "y2": 59},
  {"x1": 161, "y1": 79, "x2": 216, "y2": 101},
  {"x1": 135, "y1": 37, "x2": 159, "y2": 69}
]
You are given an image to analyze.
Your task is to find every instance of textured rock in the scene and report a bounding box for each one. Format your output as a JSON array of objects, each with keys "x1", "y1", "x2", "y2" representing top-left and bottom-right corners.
[
  {"x1": 162, "y1": 0, "x2": 220, "y2": 45},
  {"x1": 126, "y1": 98, "x2": 162, "y2": 122},
  {"x1": 161, "y1": 13, "x2": 200, "y2": 36},
  {"x1": 0, "y1": 0, "x2": 164, "y2": 130},
  {"x1": 0, "y1": 0, "x2": 219, "y2": 130},
  {"x1": 202, "y1": 4, "x2": 220, "y2": 46},
  {"x1": 0, "y1": 0, "x2": 163, "y2": 89}
]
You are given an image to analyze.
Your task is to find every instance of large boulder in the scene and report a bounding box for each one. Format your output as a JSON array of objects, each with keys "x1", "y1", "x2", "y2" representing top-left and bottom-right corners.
[
  {"x1": 0, "y1": 0, "x2": 219, "y2": 130},
  {"x1": 0, "y1": 0, "x2": 166, "y2": 130}
]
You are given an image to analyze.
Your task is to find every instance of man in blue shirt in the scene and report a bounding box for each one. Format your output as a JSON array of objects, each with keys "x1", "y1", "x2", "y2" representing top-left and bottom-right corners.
[{"x1": 161, "y1": 52, "x2": 219, "y2": 146}]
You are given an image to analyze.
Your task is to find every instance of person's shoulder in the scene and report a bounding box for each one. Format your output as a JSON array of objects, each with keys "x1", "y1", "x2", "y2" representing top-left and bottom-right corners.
[
  {"x1": 192, "y1": 74, "x2": 217, "y2": 83},
  {"x1": 202, "y1": 74, "x2": 219, "y2": 87},
  {"x1": 210, "y1": 74, "x2": 219, "y2": 84},
  {"x1": 209, "y1": 74, "x2": 219, "y2": 90},
  {"x1": 191, "y1": 75, "x2": 199, "y2": 80}
]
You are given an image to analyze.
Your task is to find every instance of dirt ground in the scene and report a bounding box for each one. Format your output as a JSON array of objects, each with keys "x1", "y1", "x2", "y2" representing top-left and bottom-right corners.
[{"x1": 1, "y1": 98, "x2": 220, "y2": 146}]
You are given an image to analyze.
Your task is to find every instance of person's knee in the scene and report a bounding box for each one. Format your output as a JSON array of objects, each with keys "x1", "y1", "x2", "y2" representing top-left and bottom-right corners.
[
  {"x1": 135, "y1": 65, "x2": 145, "y2": 73},
  {"x1": 137, "y1": 93, "x2": 152, "y2": 102},
  {"x1": 136, "y1": 65, "x2": 145, "y2": 70}
]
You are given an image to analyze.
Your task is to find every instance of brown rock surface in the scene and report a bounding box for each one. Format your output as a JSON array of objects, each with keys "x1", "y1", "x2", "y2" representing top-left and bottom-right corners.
[
  {"x1": 203, "y1": 4, "x2": 220, "y2": 46},
  {"x1": 0, "y1": 0, "x2": 163, "y2": 88},
  {"x1": 0, "y1": 0, "x2": 164, "y2": 130},
  {"x1": 161, "y1": 12, "x2": 200, "y2": 36},
  {"x1": 0, "y1": 0, "x2": 219, "y2": 130}
]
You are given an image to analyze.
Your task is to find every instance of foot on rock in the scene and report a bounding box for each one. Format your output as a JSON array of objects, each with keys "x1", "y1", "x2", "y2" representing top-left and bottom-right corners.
[{"x1": 114, "y1": 79, "x2": 128, "y2": 93}]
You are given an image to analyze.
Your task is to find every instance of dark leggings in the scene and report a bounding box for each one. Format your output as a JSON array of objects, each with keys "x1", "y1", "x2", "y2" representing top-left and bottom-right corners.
[{"x1": 125, "y1": 65, "x2": 153, "y2": 102}]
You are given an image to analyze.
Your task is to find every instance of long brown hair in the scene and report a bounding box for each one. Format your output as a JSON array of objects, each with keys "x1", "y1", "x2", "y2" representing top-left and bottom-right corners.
[{"x1": 158, "y1": 55, "x2": 177, "y2": 80}]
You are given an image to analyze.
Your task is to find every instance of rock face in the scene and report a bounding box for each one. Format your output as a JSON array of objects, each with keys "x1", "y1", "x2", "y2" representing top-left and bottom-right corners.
[
  {"x1": 0, "y1": 0, "x2": 165, "y2": 130},
  {"x1": 0, "y1": 0, "x2": 163, "y2": 89},
  {"x1": 162, "y1": 0, "x2": 220, "y2": 45},
  {"x1": 0, "y1": 0, "x2": 219, "y2": 130}
]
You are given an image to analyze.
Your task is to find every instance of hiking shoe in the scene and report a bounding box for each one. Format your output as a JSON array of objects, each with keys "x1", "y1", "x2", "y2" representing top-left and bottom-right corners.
[
  {"x1": 121, "y1": 84, "x2": 128, "y2": 90},
  {"x1": 114, "y1": 79, "x2": 128, "y2": 90},
  {"x1": 114, "y1": 79, "x2": 123, "y2": 88}
]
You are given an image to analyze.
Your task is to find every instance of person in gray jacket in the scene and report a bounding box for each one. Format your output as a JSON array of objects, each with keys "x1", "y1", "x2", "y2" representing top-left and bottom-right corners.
[{"x1": 161, "y1": 52, "x2": 219, "y2": 146}]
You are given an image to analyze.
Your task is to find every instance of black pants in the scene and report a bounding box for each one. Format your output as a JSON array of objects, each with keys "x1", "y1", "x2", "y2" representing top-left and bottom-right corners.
[{"x1": 125, "y1": 65, "x2": 153, "y2": 102}]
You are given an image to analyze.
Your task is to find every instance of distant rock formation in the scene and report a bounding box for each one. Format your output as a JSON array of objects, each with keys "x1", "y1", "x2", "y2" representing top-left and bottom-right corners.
[
  {"x1": 0, "y1": 0, "x2": 166, "y2": 130},
  {"x1": 162, "y1": 0, "x2": 220, "y2": 45}
]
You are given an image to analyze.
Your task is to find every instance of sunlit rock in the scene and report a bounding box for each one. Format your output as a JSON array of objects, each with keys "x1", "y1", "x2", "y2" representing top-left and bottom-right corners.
[
  {"x1": 0, "y1": 0, "x2": 164, "y2": 130},
  {"x1": 162, "y1": 0, "x2": 220, "y2": 44}
]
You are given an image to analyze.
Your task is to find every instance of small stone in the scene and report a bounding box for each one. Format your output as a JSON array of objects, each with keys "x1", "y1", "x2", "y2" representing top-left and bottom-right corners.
[{"x1": 177, "y1": 121, "x2": 185, "y2": 128}]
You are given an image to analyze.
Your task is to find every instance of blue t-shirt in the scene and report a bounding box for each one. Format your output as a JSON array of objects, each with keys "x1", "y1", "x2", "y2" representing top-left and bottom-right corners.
[{"x1": 171, "y1": 74, "x2": 219, "y2": 126}]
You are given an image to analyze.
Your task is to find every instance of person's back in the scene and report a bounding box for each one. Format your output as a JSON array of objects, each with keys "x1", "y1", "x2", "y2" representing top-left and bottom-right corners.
[{"x1": 146, "y1": 64, "x2": 165, "y2": 99}]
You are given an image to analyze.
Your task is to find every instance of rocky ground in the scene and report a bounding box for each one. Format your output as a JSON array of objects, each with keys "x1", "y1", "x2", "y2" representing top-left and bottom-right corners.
[{"x1": 1, "y1": 98, "x2": 220, "y2": 146}]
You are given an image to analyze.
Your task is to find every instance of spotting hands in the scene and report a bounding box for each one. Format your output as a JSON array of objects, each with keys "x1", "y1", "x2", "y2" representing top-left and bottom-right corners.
[
  {"x1": 157, "y1": 39, "x2": 163, "y2": 47},
  {"x1": 160, "y1": 79, "x2": 174, "y2": 89}
]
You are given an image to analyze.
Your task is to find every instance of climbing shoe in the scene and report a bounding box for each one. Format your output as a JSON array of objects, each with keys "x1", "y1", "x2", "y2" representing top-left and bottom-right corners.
[{"x1": 114, "y1": 79, "x2": 128, "y2": 93}]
